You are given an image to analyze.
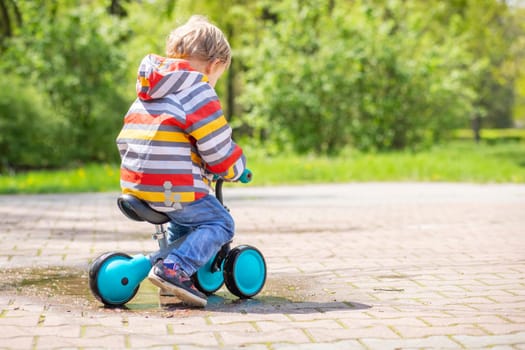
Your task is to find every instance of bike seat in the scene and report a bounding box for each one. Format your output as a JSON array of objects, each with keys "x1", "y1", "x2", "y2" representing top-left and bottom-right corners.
[{"x1": 117, "y1": 194, "x2": 170, "y2": 225}]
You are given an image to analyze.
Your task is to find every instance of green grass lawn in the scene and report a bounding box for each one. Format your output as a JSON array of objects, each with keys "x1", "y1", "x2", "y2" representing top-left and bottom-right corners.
[{"x1": 1, "y1": 141, "x2": 524, "y2": 194}]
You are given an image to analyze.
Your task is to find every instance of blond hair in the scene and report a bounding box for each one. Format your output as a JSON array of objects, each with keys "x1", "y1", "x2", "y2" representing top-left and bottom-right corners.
[{"x1": 166, "y1": 15, "x2": 231, "y2": 67}]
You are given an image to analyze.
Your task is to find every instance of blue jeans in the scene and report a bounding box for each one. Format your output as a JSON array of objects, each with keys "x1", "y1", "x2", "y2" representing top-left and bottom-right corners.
[{"x1": 164, "y1": 194, "x2": 234, "y2": 275}]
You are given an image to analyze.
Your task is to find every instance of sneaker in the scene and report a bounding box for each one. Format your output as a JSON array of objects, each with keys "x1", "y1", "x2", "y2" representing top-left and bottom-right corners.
[{"x1": 148, "y1": 260, "x2": 207, "y2": 307}]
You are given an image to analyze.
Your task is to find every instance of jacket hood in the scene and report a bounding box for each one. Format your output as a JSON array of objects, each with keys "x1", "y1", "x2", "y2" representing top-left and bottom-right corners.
[{"x1": 136, "y1": 54, "x2": 208, "y2": 100}]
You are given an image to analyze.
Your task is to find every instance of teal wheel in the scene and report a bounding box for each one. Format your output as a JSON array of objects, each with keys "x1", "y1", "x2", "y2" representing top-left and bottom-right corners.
[
  {"x1": 223, "y1": 245, "x2": 266, "y2": 298},
  {"x1": 89, "y1": 252, "x2": 150, "y2": 307},
  {"x1": 193, "y1": 253, "x2": 225, "y2": 295}
]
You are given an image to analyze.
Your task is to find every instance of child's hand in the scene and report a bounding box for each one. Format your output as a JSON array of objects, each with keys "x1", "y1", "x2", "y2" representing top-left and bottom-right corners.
[{"x1": 211, "y1": 169, "x2": 251, "y2": 182}]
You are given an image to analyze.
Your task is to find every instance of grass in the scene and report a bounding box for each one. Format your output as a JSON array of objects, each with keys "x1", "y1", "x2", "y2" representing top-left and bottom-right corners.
[
  {"x1": 454, "y1": 128, "x2": 525, "y2": 142},
  {"x1": 250, "y1": 141, "x2": 525, "y2": 184},
  {"x1": 1, "y1": 141, "x2": 524, "y2": 194},
  {"x1": 0, "y1": 163, "x2": 120, "y2": 194}
]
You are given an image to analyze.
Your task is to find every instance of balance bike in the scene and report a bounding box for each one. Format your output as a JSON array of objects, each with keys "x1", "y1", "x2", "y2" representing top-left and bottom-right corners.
[{"x1": 88, "y1": 173, "x2": 266, "y2": 307}]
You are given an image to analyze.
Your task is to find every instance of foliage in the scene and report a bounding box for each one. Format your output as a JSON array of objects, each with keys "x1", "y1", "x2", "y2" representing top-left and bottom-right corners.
[
  {"x1": 0, "y1": 1, "x2": 129, "y2": 171},
  {"x1": 454, "y1": 128, "x2": 525, "y2": 143},
  {"x1": 247, "y1": 141, "x2": 525, "y2": 184},
  {"x1": 0, "y1": 0, "x2": 524, "y2": 172},
  {"x1": 240, "y1": 0, "x2": 480, "y2": 153},
  {"x1": 1, "y1": 140, "x2": 524, "y2": 194},
  {"x1": 0, "y1": 75, "x2": 68, "y2": 171},
  {"x1": 437, "y1": 0, "x2": 524, "y2": 128},
  {"x1": 0, "y1": 0, "x2": 22, "y2": 50},
  {"x1": 0, "y1": 163, "x2": 120, "y2": 194}
]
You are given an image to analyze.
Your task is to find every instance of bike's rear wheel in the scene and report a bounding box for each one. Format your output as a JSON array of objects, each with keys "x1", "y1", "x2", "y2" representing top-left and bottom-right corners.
[{"x1": 223, "y1": 245, "x2": 266, "y2": 298}]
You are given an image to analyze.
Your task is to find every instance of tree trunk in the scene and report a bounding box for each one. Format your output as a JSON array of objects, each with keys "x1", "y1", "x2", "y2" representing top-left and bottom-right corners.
[
  {"x1": 471, "y1": 115, "x2": 482, "y2": 143},
  {"x1": 226, "y1": 24, "x2": 235, "y2": 121}
]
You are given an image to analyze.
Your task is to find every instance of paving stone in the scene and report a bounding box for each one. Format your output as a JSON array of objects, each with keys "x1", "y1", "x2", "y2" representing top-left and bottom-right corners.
[
  {"x1": 0, "y1": 183, "x2": 524, "y2": 349},
  {"x1": 452, "y1": 332, "x2": 525, "y2": 348},
  {"x1": 361, "y1": 335, "x2": 462, "y2": 349}
]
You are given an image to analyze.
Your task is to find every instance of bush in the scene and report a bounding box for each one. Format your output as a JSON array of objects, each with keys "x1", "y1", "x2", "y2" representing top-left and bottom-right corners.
[
  {"x1": 1, "y1": 3, "x2": 129, "y2": 166},
  {"x1": 240, "y1": 0, "x2": 480, "y2": 153},
  {"x1": 0, "y1": 76, "x2": 68, "y2": 172}
]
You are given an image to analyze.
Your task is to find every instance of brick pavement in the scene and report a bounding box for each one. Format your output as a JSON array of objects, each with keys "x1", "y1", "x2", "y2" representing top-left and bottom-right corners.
[{"x1": 0, "y1": 183, "x2": 524, "y2": 349}]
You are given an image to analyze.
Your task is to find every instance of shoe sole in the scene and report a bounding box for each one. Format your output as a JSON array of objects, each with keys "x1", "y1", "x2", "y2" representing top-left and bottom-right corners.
[
  {"x1": 158, "y1": 288, "x2": 180, "y2": 306},
  {"x1": 159, "y1": 289, "x2": 177, "y2": 297},
  {"x1": 148, "y1": 270, "x2": 207, "y2": 307}
]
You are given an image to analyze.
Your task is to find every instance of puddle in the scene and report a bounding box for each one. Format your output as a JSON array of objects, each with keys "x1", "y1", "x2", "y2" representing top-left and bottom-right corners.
[
  {"x1": 1, "y1": 266, "x2": 93, "y2": 309},
  {"x1": 1, "y1": 266, "x2": 371, "y2": 315}
]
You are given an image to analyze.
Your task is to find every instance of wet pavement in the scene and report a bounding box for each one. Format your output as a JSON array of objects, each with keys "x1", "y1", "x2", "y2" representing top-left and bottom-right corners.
[{"x1": 1, "y1": 183, "x2": 525, "y2": 349}]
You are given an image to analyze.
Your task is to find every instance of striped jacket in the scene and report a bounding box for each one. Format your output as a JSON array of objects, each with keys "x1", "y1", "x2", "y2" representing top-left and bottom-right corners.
[{"x1": 116, "y1": 54, "x2": 246, "y2": 212}]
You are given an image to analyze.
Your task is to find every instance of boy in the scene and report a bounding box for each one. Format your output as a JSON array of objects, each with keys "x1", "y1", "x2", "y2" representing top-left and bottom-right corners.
[{"x1": 116, "y1": 15, "x2": 247, "y2": 307}]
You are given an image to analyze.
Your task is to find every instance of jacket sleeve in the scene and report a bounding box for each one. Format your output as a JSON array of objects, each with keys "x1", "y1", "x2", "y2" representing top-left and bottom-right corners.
[{"x1": 184, "y1": 83, "x2": 246, "y2": 181}]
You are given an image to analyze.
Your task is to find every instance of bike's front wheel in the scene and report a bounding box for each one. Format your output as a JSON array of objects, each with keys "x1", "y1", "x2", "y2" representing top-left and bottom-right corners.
[{"x1": 89, "y1": 252, "x2": 150, "y2": 307}]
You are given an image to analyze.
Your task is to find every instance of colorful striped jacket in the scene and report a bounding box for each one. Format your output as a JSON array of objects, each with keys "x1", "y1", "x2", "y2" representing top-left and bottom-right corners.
[{"x1": 116, "y1": 54, "x2": 246, "y2": 212}]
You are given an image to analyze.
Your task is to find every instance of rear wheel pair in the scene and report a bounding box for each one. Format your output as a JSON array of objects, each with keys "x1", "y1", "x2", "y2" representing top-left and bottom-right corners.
[{"x1": 193, "y1": 245, "x2": 266, "y2": 298}]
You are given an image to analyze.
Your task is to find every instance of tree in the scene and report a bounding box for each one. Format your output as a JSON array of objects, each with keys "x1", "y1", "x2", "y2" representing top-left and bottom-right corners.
[
  {"x1": 0, "y1": 0, "x2": 22, "y2": 51},
  {"x1": 239, "y1": 0, "x2": 479, "y2": 153},
  {"x1": 167, "y1": 0, "x2": 262, "y2": 121},
  {"x1": 0, "y1": 1, "x2": 129, "y2": 170},
  {"x1": 431, "y1": 0, "x2": 523, "y2": 135}
]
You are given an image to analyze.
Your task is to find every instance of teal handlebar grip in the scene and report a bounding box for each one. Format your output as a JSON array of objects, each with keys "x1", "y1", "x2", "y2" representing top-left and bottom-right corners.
[{"x1": 239, "y1": 169, "x2": 252, "y2": 183}]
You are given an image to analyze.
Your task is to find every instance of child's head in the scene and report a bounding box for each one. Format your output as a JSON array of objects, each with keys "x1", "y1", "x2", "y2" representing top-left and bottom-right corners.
[{"x1": 166, "y1": 15, "x2": 231, "y2": 86}]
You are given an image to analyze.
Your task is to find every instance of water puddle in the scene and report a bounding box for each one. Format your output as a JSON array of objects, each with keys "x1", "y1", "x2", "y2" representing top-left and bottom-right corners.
[
  {"x1": 1, "y1": 266, "x2": 93, "y2": 309},
  {"x1": 1, "y1": 266, "x2": 370, "y2": 316}
]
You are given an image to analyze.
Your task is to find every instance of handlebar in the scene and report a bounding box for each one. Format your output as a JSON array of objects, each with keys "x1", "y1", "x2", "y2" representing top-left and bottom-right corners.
[{"x1": 215, "y1": 169, "x2": 252, "y2": 205}]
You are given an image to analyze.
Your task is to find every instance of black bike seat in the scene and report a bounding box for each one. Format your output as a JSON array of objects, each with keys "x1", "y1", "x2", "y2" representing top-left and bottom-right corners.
[{"x1": 117, "y1": 194, "x2": 170, "y2": 225}]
